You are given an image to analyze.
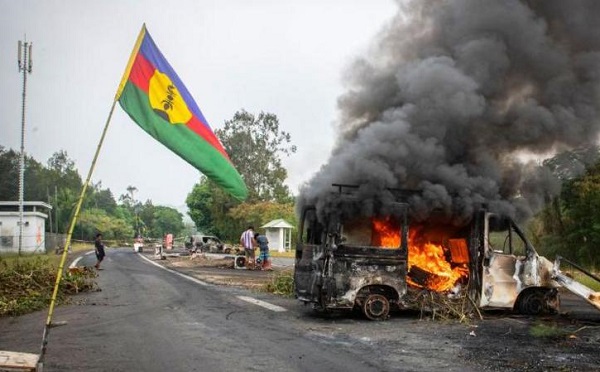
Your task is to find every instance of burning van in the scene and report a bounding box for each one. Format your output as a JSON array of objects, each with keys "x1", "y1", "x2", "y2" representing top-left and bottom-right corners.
[{"x1": 294, "y1": 186, "x2": 560, "y2": 320}]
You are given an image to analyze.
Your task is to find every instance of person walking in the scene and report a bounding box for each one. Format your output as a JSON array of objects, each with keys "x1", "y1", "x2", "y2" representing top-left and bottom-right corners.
[
  {"x1": 94, "y1": 233, "x2": 106, "y2": 270},
  {"x1": 254, "y1": 232, "x2": 272, "y2": 271},
  {"x1": 240, "y1": 226, "x2": 256, "y2": 269}
]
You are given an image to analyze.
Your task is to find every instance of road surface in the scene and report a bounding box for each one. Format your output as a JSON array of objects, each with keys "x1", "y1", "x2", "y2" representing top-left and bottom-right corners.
[
  {"x1": 1, "y1": 248, "x2": 598, "y2": 371},
  {"x1": 0, "y1": 248, "x2": 470, "y2": 371},
  {"x1": 53, "y1": 249, "x2": 388, "y2": 371}
]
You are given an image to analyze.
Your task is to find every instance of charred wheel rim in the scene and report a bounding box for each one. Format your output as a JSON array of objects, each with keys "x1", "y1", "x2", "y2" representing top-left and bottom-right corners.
[
  {"x1": 518, "y1": 290, "x2": 545, "y2": 315},
  {"x1": 362, "y1": 294, "x2": 390, "y2": 321}
]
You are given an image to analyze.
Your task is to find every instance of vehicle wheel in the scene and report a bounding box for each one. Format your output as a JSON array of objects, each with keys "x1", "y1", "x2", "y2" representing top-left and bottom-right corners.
[
  {"x1": 362, "y1": 294, "x2": 390, "y2": 321},
  {"x1": 518, "y1": 290, "x2": 545, "y2": 315}
]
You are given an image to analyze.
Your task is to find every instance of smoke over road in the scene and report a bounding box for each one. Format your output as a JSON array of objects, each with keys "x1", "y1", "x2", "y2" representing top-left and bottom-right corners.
[{"x1": 300, "y1": 0, "x2": 600, "y2": 224}]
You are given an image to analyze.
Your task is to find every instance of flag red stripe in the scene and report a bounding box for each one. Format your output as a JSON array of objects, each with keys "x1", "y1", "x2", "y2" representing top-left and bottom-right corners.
[
  {"x1": 186, "y1": 116, "x2": 230, "y2": 160},
  {"x1": 129, "y1": 53, "x2": 154, "y2": 92}
]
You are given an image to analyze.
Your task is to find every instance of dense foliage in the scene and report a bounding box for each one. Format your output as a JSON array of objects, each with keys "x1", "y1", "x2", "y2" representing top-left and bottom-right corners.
[
  {"x1": 0, "y1": 146, "x2": 184, "y2": 241},
  {"x1": 532, "y1": 146, "x2": 600, "y2": 268}
]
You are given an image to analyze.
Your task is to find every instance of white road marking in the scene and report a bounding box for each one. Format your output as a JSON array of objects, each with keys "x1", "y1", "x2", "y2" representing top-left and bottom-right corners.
[
  {"x1": 137, "y1": 253, "x2": 209, "y2": 286},
  {"x1": 70, "y1": 251, "x2": 97, "y2": 268},
  {"x1": 69, "y1": 256, "x2": 83, "y2": 268},
  {"x1": 237, "y1": 296, "x2": 287, "y2": 312}
]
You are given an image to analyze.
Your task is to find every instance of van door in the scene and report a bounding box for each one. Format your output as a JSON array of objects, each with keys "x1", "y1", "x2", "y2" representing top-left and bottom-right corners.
[
  {"x1": 480, "y1": 213, "x2": 529, "y2": 308},
  {"x1": 294, "y1": 207, "x2": 325, "y2": 303}
]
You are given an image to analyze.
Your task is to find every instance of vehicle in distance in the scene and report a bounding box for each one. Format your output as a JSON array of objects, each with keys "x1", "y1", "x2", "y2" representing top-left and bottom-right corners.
[{"x1": 184, "y1": 235, "x2": 231, "y2": 254}]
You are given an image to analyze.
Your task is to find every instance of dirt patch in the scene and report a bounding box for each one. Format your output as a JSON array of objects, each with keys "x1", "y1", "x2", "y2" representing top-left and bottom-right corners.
[
  {"x1": 169, "y1": 254, "x2": 235, "y2": 269},
  {"x1": 459, "y1": 314, "x2": 600, "y2": 371},
  {"x1": 157, "y1": 254, "x2": 284, "y2": 290}
]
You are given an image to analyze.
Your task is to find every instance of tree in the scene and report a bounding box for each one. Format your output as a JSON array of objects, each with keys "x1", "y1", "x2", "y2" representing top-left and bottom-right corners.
[
  {"x1": 557, "y1": 163, "x2": 600, "y2": 267},
  {"x1": 186, "y1": 179, "x2": 215, "y2": 234},
  {"x1": 84, "y1": 181, "x2": 117, "y2": 214},
  {"x1": 186, "y1": 178, "x2": 239, "y2": 238},
  {"x1": 150, "y1": 206, "x2": 185, "y2": 238},
  {"x1": 0, "y1": 146, "x2": 50, "y2": 202},
  {"x1": 0, "y1": 146, "x2": 19, "y2": 200},
  {"x1": 46, "y1": 150, "x2": 82, "y2": 191},
  {"x1": 216, "y1": 109, "x2": 296, "y2": 203},
  {"x1": 137, "y1": 200, "x2": 155, "y2": 237},
  {"x1": 534, "y1": 148, "x2": 600, "y2": 268},
  {"x1": 76, "y1": 208, "x2": 134, "y2": 240}
]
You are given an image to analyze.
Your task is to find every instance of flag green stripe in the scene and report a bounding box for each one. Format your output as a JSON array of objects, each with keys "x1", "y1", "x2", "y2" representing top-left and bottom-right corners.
[{"x1": 118, "y1": 82, "x2": 247, "y2": 200}]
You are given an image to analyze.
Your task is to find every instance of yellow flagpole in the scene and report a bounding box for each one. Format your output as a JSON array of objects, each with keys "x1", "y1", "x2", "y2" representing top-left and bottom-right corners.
[
  {"x1": 39, "y1": 98, "x2": 117, "y2": 362},
  {"x1": 39, "y1": 23, "x2": 147, "y2": 364}
]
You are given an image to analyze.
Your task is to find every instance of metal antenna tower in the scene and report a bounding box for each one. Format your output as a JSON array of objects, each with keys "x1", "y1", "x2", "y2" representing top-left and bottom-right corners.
[{"x1": 17, "y1": 39, "x2": 33, "y2": 255}]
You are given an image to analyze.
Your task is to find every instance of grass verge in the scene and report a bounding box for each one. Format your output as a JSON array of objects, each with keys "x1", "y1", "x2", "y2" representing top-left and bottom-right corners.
[
  {"x1": 0, "y1": 255, "x2": 97, "y2": 317},
  {"x1": 570, "y1": 271, "x2": 600, "y2": 291},
  {"x1": 269, "y1": 250, "x2": 295, "y2": 259},
  {"x1": 529, "y1": 323, "x2": 570, "y2": 339}
]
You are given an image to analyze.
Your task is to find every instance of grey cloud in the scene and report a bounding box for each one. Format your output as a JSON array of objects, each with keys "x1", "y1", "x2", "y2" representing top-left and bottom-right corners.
[{"x1": 300, "y1": 0, "x2": 600, "y2": 225}]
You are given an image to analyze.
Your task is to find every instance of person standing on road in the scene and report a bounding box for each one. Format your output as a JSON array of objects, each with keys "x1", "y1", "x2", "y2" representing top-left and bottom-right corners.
[
  {"x1": 94, "y1": 233, "x2": 106, "y2": 270},
  {"x1": 165, "y1": 233, "x2": 174, "y2": 250},
  {"x1": 254, "y1": 232, "x2": 272, "y2": 271},
  {"x1": 240, "y1": 226, "x2": 256, "y2": 269}
]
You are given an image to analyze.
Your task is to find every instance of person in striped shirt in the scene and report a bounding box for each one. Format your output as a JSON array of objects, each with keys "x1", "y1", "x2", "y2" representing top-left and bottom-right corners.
[{"x1": 240, "y1": 226, "x2": 257, "y2": 269}]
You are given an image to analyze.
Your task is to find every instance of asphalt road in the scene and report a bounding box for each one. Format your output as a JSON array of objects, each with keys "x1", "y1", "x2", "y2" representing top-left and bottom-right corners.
[
  {"x1": 37, "y1": 248, "x2": 387, "y2": 371},
  {"x1": 1, "y1": 248, "x2": 465, "y2": 372},
  {"x1": 2, "y1": 248, "x2": 598, "y2": 372}
]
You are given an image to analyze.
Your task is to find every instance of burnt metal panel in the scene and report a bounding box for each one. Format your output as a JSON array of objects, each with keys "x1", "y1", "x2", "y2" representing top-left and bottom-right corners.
[{"x1": 321, "y1": 245, "x2": 407, "y2": 309}]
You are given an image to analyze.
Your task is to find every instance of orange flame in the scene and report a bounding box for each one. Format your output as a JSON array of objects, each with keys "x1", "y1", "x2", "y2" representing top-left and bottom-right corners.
[
  {"x1": 407, "y1": 227, "x2": 469, "y2": 291},
  {"x1": 371, "y1": 217, "x2": 401, "y2": 248},
  {"x1": 370, "y1": 218, "x2": 469, "y2": 292}
]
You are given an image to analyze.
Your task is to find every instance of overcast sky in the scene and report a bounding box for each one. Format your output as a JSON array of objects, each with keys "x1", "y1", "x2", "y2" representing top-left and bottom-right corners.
[{"x1": 0, "y1": 0, "x2": 396, "y2": 211}]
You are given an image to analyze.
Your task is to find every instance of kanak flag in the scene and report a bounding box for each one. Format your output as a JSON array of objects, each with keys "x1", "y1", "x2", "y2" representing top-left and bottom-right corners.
[{"x1": 116, "y1": 24, "x2": 247, "y2": 200}]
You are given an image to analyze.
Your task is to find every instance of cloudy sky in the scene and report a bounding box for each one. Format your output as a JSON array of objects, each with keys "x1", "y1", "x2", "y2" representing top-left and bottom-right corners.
[{"x1": 0, "y1": 0, "x2": 396, "y2": 210}]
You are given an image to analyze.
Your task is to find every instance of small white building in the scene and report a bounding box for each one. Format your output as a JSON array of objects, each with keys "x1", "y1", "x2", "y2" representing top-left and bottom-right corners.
[
  {"x1": 0, "y1": 201, "x2": 52, "y2": 254},
  {"x1": 261, "y1": 219, "x2": 294, "y2": 253}
]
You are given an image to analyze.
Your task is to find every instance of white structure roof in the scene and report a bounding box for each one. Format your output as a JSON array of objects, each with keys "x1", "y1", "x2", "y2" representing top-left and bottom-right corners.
[{"x1": 261, "y1": 219, "x2": 293, "y2": 229}]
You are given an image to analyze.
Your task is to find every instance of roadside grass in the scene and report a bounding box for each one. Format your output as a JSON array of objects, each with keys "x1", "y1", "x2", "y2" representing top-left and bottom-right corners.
[
  {"x1": 264, "y1": 270, "x2": 294, "y2": 297},
  {"x1": 1, "y1": 242, "x2": 92, "y2": 267},
  {"x1": 269, "y1": 250, "x2": 295, "y2": 259},
  {"x1": 0, "y1": 248, "x2": 97, "y2": 317},
  {"x1": 529, "y1": 323, "x2": 570, "y2": 339},
  {"x1": 561, "y1": 270, "x2": 600, "y2": 291}
]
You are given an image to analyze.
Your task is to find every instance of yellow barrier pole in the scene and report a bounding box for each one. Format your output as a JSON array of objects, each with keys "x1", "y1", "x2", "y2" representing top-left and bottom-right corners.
[{"x1": 39, "y1": 98, "x2": 118, "y2": 362}]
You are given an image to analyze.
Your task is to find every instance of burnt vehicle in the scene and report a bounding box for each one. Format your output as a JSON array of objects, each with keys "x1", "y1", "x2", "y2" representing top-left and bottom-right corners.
[
  {"x1": 294, "y1": 187, "x2": 562, "y2": 320},
  {"x1": 185, "y1": 235, "x2": 231, "y2": 254}
]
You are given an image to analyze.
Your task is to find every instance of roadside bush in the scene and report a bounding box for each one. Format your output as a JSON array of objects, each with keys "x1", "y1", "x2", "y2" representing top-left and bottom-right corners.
[
  {"x1": 0, "y1": 257, "x2": 97, "y2": 317},
  {"x1": 264, "y1": 270, "x2": 294, "y2": 297}
]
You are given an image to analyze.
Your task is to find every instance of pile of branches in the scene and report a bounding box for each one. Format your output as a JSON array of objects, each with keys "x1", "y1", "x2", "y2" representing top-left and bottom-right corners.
[
  {"x1": 0, "y1": 257, "x2": 97, "y2": 317},
  {"x1": 405, "y1": 287, "x2": 483, "y2": 323}
]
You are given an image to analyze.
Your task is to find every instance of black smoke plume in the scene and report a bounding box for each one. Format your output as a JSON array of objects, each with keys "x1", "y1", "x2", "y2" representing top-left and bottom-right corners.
[{"x1": 299, "y1": 0, "x2": 600, "y2": 225}]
